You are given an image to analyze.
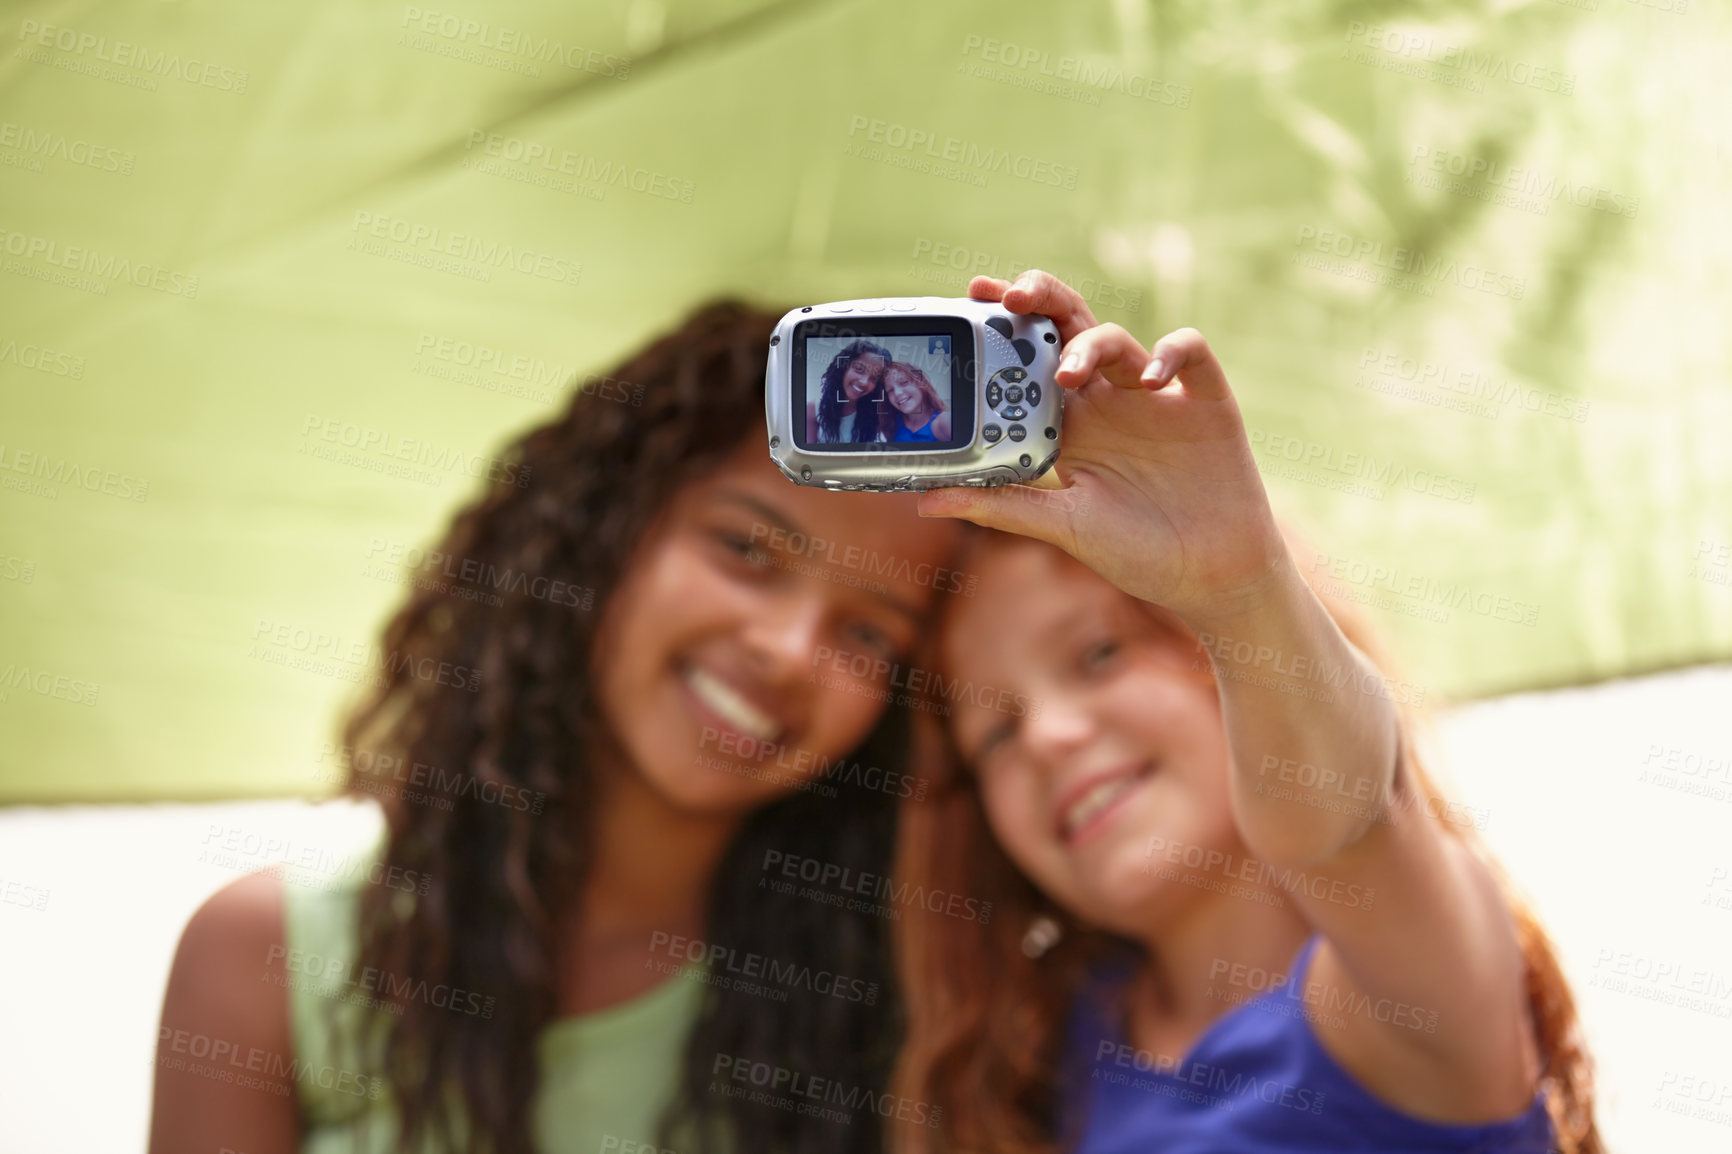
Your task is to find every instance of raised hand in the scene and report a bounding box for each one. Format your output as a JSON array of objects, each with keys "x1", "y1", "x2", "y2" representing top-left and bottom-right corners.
[{"x1": 916, "y1": 270, "x2": 1291, "y2": 625}]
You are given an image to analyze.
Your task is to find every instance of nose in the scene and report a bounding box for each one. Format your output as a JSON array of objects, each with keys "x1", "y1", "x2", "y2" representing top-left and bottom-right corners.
[
  {"x1": 739, "y1": 588, "x2": 829, "y2": 689},
  {"x1": 1020, "y1": 687, "x2": 1098, "y2": 770}
]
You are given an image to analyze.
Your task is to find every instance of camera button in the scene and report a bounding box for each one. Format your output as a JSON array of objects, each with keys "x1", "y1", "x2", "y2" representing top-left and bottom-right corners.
[
  {"x1": 1003, "y1": 367, "x2": 1027, "y2": 382},
  {"x1": 830, "y1": 306, "x2": 852, "y2": 313},
  {"x1": 1024, "y1": 382, "x2": 1041, "y2": 406},
  {"x1": 1002, "y1": 404, "x2": 1027, "y2": 421},
  {"x1": 1007, "y1": 424, "x2": 1027, "y2": 442},
  {"x1": 1005, "y1": 385, "x2": 1023, "y2": 404},
  {"x1": 889, "y1": 300, "x2": 918, "y2": 311},
  {"x1": 982, "y1": 423, "x2": 1003, "y2": 443},
  {"x1": 856, "y1": 300, "x2": 883, "y2": 312},
  {"x1": 986, "y1": 382, "x2": 1003, "y2": 408}
]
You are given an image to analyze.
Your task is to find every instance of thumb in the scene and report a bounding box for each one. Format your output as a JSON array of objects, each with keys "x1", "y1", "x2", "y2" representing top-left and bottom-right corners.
[{"x1": 916, "y1": 481, "x2": 1075, "y2": 547}]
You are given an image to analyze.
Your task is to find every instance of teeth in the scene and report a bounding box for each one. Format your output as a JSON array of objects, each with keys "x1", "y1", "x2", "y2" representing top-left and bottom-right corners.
[
  {"x1": 686, "y1": 667, "x2": 780, "y2": 741},
  {"x1": 1063, "y1": 776, "x2": 1138, "y2": 839}
]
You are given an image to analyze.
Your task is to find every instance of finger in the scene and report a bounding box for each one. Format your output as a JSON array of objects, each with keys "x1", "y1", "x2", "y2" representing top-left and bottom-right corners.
[
  {"x1": 967, "y1": 275, "x2": 1011, "y2": 303},
  {"x1": 1056, "y1": 323, "x2": 1154, "y2": 391},
  {"x1": 916, "y1": 478, "x2": 1075, "y2": 547},
  {"x1": 1140, "y1": 327, "x2": 1232, "y2": 400},
  {"x1": 999, "y1": 269, "x2": 1099, "y2": 344}
]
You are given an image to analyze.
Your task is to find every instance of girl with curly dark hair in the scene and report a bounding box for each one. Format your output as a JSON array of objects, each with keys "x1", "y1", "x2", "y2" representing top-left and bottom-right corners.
[
  {"x1": 149, "y1": 300, "x2": 960, "y2": 1154},
  {"x1": 808, "y1": 339, "x2": 894, "y2": 444}
]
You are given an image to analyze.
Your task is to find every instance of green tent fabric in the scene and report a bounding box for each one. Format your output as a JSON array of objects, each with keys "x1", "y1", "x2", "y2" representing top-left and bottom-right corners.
[{"x1": 2, "y1": 0, "x2": 1728, "y2": 801}]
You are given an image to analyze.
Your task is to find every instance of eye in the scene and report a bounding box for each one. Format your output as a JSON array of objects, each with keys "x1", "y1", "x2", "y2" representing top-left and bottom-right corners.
[
  {"x1": 845, "y1": 619, "x2": 900, "y2": 660},
  {"x1": 971, "y1": 718, "x2": 1016, "y2": 766},
  {"x1": 1080, "y1": 637, "x2": 1120, "y2": 673},
  {"x1": 716, "y1": 531, "x2": 775, "y2": 570}
]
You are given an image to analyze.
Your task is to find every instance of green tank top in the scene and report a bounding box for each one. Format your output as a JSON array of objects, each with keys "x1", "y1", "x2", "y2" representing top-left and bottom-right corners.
[{"x1": 279, "y1": 831, "x2": 707, "y2": 1154}]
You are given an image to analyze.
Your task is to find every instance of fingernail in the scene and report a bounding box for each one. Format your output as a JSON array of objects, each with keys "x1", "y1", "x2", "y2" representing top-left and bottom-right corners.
[
  {"x1": 1143, "y1": 358, "x2": 1166, "y2": 384},
  {"x1": 1060, "y1": 354, "x2": 1080, "y2": 375}
]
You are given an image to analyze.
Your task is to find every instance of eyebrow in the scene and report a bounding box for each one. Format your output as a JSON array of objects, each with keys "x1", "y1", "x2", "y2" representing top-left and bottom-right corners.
[{"x1": 711, "y1": 489, "x2": 928, "y2": 625}]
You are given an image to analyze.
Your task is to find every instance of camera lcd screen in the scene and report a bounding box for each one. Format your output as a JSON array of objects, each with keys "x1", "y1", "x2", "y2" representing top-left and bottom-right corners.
[{"x1": 792, "y1": 317, "x2": 974, "y2": 452}]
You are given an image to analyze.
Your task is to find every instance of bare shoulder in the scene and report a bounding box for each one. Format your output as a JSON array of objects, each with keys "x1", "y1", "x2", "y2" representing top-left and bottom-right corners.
[{"x1": 150, "y1": 869, "x2": 300, "y2": 1153}]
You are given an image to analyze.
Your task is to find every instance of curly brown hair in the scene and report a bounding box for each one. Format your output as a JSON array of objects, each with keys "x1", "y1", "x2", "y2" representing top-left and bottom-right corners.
[{"x1": 330, "y1": 300, "x2": 917, "y2": 1154}]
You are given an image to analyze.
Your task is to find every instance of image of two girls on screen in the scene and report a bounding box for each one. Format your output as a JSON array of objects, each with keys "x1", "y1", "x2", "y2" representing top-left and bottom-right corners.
[{"x1": 806, "y1": 338, "x2": 953, "y2": 444}]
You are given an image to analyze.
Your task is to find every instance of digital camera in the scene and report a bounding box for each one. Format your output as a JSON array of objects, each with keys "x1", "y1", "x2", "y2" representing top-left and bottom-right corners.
[{"x1": 765, "y1": 297, "x2": 1063, "y2": 491}]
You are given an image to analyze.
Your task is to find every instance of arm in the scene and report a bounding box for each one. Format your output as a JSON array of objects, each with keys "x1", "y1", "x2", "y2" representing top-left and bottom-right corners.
[
  {"x1": 920, "y1": 270, "x2": 1540, "y2": 1120},
  {"x1": 149, "y1": 870, "x2": 301, "y2": 1154}
]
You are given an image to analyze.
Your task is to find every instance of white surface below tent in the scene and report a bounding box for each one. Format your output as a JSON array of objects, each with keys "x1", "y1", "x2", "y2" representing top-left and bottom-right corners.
[{"x1": 3, "y1": 664, "x2": 1730, "y2": 1153}]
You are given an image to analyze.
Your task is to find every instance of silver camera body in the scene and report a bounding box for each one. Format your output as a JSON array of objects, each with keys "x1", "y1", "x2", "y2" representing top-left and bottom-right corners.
[{"x1": 765, "y1": 297, "x2": 1063, "y2": 491}]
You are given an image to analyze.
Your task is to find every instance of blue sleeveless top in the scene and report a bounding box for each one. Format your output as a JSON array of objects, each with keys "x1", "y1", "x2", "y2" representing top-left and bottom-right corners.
[
  {"x1": 892, "y1": 413, "x2": 940, "y2": 442},
  {"x1": 1060, "y1": 936, "x2": 1555, "y2": 1154}
]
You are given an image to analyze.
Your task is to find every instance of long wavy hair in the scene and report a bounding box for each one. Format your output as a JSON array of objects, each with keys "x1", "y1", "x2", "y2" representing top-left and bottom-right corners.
[
  {"x1": 817, "y1": 339, "x2": 894, "y2": 442},
  {"x1": 889, "y1": 524, "x2": 1603, "y2": 1154},
  {"x1": 883, "y1": 362, "x2": 947, "y2": 434},
  {"x1": 332, "y1": 300, "x2": 917, "y2": 1154}
]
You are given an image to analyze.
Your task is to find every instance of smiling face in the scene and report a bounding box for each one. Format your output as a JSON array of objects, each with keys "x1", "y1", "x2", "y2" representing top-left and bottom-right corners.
[
  {"x1": 591, "y1": 437, "x2": 959, "y2": 815},
  {"x1": 841, "y1": 352, "x2": 887, "y2": 402},
  {"x1": 940, "y1": 534, "x2": 1236, "y2": 937},
  {"x1": 884, "y1": 366, "x2": 927, "y2": 416}
]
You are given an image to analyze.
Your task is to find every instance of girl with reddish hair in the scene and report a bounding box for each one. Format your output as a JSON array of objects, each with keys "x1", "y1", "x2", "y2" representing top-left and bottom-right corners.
[{"x1": 892, "y1": 272, "x2": 1602, "y2": 1154}]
